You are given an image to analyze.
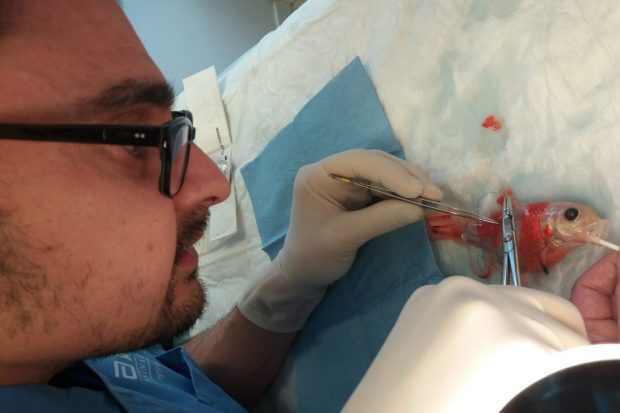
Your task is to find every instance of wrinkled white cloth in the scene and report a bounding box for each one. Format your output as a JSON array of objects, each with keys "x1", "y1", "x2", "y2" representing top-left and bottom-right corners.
[{"x1": 188, "y1": 0, "x2": 620, "y2": 336}]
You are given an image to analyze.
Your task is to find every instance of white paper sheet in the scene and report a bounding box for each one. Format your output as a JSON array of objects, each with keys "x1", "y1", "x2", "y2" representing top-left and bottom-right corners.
[{"x1": 182, "y1": 67, "x2": 238, "y2": 242}]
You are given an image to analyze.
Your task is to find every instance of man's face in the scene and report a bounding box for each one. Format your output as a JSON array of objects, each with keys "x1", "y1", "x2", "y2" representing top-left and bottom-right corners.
[{"x1": 0, "y1": 0, "x2": 230, "y2": 372}]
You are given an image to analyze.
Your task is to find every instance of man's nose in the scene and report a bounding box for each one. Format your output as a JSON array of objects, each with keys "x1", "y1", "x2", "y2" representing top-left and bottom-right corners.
[{"x1": 173, "y1": 143, "x2": 231, "y2": 211}]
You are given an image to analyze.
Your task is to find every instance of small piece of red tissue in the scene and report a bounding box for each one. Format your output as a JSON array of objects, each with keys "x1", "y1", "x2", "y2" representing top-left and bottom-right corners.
[
  {"x1": 482, "y1": 115, "x2": 502, "y2": 131},
  {"x1": 495, "y1": 189, "x2": 514, "y2": 206}
]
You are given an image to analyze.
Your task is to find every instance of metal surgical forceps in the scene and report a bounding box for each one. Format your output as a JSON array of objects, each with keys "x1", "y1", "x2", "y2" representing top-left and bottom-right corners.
[
  {"x1": 501, "y1": 196, "x2": 521, "y2": 286},
  {"x1": 328, "y1": 174, "x2": 500, "y2": 225}
]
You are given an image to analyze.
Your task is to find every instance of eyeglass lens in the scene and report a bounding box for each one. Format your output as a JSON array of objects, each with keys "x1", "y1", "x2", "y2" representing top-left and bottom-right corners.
[{"x1": 170, "y1": 124, "x2": 191, "y2": 196}]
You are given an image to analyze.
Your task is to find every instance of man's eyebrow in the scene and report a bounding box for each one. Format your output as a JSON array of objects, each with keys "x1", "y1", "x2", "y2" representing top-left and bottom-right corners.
[{"x1": 84, "y1": 79, "x2": 175, "y2": 112}]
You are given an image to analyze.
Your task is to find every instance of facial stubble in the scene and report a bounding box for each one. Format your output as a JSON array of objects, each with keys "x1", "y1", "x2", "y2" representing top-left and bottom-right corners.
[{"x1": 148, "y1": 208, "x2": 211, "y2": 346}]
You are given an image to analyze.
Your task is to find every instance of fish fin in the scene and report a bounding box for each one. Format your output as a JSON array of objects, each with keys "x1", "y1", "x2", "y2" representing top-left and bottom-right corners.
[
  {"x1": 520, "y1": 271, "x2": 529, "y2": 286},
  {"x1": 539, "y1": 246, "x2": 569, "y2": 274},
  {"x1": 425, "y1": 213, "x2": 468, "y2": 243}
]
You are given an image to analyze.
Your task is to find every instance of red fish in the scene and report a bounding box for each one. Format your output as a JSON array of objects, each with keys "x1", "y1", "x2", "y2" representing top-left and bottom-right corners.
[{"x1": 425, "y1": 195, "x2": 608, "y2": 281}]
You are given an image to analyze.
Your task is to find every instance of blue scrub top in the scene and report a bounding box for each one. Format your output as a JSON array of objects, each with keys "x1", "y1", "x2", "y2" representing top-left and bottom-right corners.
[{"x1": 0, "y1": 345, "x2": 247, "y2": 413}]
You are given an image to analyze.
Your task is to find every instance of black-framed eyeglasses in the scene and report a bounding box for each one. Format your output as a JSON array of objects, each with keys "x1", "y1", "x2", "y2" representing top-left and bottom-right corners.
[{"x1": 0, "y1": 110, "x2": 195, "y2": 198}]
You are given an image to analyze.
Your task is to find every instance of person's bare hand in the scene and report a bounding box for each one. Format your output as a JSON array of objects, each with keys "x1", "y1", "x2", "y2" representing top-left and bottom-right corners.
[{"x1": 570, "y1": 252, "x2": 620, "y2": 343}]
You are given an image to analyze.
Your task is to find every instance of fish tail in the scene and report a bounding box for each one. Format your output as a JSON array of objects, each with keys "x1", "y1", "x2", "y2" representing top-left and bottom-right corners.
[{"x1": 425, "y1": 213, "x2": 468, "y2": 243}]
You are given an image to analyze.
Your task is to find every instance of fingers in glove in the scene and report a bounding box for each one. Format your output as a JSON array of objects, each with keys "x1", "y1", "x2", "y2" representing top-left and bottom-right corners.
[
  {"x1": 295, "y1": 163, "x2": 373, "y2": 210},
  {"x1": 371, "y1": 150, "x2": 443, "y2": 201},
  {"x1": 322, "y1": 149, "x2": 443, "y2": 202},
  {"x1": 330, "y1": 198, "x2": 427, "y2": 243}
]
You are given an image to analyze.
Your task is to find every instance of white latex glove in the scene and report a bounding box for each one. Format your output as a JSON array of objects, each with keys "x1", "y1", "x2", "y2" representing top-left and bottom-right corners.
[
  {"x1": 238, "y1": 149, "x2": 443, "y2": 332},
  {"x1": 343, "y1": 276, "x2": 591, "y2": 413}
]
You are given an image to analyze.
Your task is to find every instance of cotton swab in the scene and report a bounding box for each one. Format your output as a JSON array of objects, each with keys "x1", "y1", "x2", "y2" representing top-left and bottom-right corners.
[{"x1": 589, "y1": 236, "x2": 620, "y2": 251}]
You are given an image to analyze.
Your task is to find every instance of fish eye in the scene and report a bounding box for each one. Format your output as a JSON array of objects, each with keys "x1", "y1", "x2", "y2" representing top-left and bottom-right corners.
[{"x1": 564, "y1": 207, "x2": 579, "y2": 221}]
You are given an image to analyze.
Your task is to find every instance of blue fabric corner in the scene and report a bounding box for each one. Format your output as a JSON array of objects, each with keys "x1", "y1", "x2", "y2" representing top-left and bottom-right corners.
[
  {"x1": 241, "y1": 57, "x2": 403, "y2": 259},
  {"x1": 240, "y1": 57, "x2": 444, "y2": 413}
]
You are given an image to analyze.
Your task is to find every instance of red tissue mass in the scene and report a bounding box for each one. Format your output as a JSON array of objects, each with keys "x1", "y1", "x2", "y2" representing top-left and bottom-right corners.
[{"x1": 482, "y1": 115, "x2": 502, "y2": 131}]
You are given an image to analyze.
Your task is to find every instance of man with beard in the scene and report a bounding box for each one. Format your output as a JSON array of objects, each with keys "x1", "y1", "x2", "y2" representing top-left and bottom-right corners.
[
  {"x1": 3, "y1": 2, "x2": 616, "y2": 413},
  {"x1": 0, "y1": 1, "x2": 444, "y2": 411}
]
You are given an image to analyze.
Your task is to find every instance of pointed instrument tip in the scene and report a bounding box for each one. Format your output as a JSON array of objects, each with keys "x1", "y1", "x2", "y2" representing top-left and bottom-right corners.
[{"x1": 328, "y1": 174, "x2": 352, "y2": 183}]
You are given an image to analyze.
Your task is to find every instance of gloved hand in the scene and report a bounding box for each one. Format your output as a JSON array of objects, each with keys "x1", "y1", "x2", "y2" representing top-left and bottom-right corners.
[
  {"x1": 238, "y1": 149, "x2": 443, "y2": 332},
  {"x1": 343, "y1": 276, "x2": 590, "y2": 413}
]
